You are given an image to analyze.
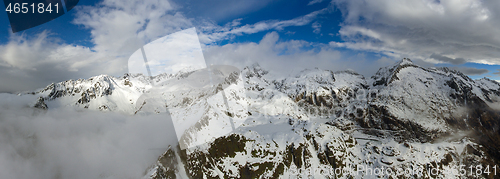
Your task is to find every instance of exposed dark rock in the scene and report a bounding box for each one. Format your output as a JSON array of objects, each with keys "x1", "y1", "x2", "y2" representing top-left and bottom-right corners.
[{"x1": 33, "y1": 97, "x2": 47, "y2": 109}]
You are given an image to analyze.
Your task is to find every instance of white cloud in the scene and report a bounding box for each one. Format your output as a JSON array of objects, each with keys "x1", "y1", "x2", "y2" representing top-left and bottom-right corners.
[
  {"x1": 429, "y1": 54, "x2": 467, "y2": 65},
  {"x1": 0, "y1": 31, "x2": 125, "y2": 93},
  {"x1": 0, "y1": 0, "x2": 196, "y2": 93},
  {"x1": 128, "y1": 28, "x2": 206, "y2": 76},
  {"x1": 0, "y1": 0, "x2": 335, "y2": 93},
  {"x1": 451, "y1": 66, "x2": 489, "y2": 75},
  {"x1": 173, "y1": 0, "x2": 274, "y2": 22},
  {"x1": 198, "y1": 7, "x2": 328, "y2": 44},
  {"x1": 312, "y1": 21, "x2": 322, "y2": 34},
  {"x1": 0, "y1": 94, "x2": 177, "y2": 179},
  {"x1": 331, "y1": 0, "x2": 500, "y2": 65},
  {"x1": 493, "y1": 69, "x2": 500, "y2": 76},
  {"x1": 73, "y1": 0, "x2": 193, "y2": 57},
  {"x1": 203, "y1": 31, "x2": 386, "y2": 78},
  {"x1": 308, "y1": 0, "x2": 326, "y2": 5}
]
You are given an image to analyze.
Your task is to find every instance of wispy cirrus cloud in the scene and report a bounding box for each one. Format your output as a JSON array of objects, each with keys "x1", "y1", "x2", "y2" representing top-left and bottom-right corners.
[
  {"x1": 493, "y1": 69, "x2": 500, "y2": 76},
  {"x1": 198, "y1": 7, "x2": 329, "y2": 44},
  {"x1": 312, "y1": 21, "x2": 322, "y2": 34},
  {"x1": 308, "y1": 0, "x2": 326, "y2": 6},
  {"x1": 172, "y1": 0, "x2": 275, "y2": 22}
]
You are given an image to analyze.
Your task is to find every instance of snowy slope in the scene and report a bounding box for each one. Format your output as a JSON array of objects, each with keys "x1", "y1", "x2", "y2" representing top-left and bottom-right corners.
[
  {"x1": 147, "y1": 59, "x2": 500, "y2": 179},
  {"x1": 17, "y1": 58, "x2": 500, "y2": 179}
]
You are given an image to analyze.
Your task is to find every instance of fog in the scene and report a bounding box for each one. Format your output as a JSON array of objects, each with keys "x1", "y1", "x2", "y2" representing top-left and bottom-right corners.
[{"x1": 0, "y1": 94, "x2": 177, "y2": 179}]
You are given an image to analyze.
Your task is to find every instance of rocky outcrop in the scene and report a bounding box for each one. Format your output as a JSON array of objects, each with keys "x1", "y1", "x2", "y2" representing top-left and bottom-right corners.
[{"x1": 33, "y1": 96, "x2": 47, "y2": 109}]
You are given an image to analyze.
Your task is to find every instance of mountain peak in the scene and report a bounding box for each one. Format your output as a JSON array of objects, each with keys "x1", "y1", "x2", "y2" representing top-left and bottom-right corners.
[
  {"x1": 388, "y1": 58, "x2": 418, "y2": 70},
  {"x1": 399, "y1": 57, "x2": 414, "y2": 66},
  {"x1": 371, "y1": 58, "x2": 419, "y2": 86},
  {"x1": 243, "y1": 63, "x2": 269, "y2": 78}
]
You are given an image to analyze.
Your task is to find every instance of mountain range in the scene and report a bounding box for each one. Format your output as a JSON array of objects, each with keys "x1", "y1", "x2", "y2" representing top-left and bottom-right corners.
[{"x1": 23, "y1": 58, "x2": 500, "y2": 178}]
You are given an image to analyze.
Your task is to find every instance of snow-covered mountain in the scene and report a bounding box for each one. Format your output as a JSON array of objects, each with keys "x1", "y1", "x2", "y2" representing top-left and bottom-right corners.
[{"x1": 24, "y1": 58, "x2": 500, "y2": 178}]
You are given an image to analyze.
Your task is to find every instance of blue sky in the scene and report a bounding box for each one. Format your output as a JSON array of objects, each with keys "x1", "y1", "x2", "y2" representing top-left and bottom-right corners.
[{"x1": 0, "y1": 0, "x2": 500, "y2": 92}]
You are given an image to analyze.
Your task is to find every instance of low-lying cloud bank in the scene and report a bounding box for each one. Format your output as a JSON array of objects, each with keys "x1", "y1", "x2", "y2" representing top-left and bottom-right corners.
[{"x1": 0, "y1": 94, "x2": 177, "y2": 179}]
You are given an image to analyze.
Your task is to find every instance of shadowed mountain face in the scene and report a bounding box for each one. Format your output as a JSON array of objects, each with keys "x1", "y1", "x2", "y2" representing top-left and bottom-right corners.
[{"x1": 28, "y1": 59, "x2": 500, "y2": 178}]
